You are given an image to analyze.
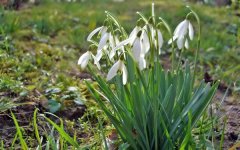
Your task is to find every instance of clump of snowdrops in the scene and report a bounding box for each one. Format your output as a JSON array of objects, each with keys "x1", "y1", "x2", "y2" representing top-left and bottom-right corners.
[{"x1": 78, "y1": 3, "x2": 219, "y2": 150}]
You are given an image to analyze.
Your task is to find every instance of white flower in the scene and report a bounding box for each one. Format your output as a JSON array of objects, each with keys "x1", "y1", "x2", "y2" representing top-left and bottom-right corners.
[
  {"x1": 87, "y1": 26, "x2": 107, "y2": 42},
  {"x1": 112, "y1": 30, "x2": 148, "y2": 70},
  {"x1": 184, "y1": 39, "x2": 189, "y2": 49},
  {"x1": 87, "y1": 26, "x2": 112, "y2": 62},
  {"x1": 95, "y1": 50, "x2": 103, "y2": 62},
  {"x1": 141, "y1": 28, "x2": 150, "y2": 54},
  {"x1": 107, "y1": 60, "x2": 128, "y2": 85},
  {"x1": 132, "y1": 37, "x2": 147, "y2": 70},
  {"x1": 138, "y1": 55, "x2": 146, "y2": 70},
  {"x1": 157, "y1": 29, "x2": 164, "y2": 54},
  {"x1": 168, "y1": 19, "x2": 194, "y2": 49},
  {"x1": 113, "y1": 26, "x2": 150, "y2": 54},
  {"x1": 129, "y1": 26, "x2": 141, "y2": 44},
  {"x1": 92, "y1": 55, "x2": 101, "y2": 69},
  {"x1": 97, "y1": 32, "x2": 110, "y2": 51},
  {"x1": 109, "y1": 36, "x2": 124, "y2": 61},
  {"x1": 95, "y1": 32, "x2": 113, "y2": 62},
  {"x1": 132, "y1": 37, "x2": 142, "y2": 61},
  {"x1": 78, "y1": 51, "x2": 100, "y2": 70},
  {"x1": 112, "y1": 38, "x2": 132, "y2": 52},
  {"x1": 78, "y1": 51, "x2": 92, "y2": 69}
]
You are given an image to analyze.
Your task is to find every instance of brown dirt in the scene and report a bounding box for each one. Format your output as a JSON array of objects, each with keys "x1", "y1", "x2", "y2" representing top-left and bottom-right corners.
[{"x1": 214, "y1": 90, "x2": 240, "y2": 149}]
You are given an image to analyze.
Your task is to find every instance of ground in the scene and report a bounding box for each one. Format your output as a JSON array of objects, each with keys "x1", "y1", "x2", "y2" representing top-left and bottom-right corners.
[{"x1": 0, "y1": 0, "x2": 239, "y2": 149}]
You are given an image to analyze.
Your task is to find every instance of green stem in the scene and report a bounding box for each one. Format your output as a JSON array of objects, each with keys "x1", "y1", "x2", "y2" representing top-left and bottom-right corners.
[{"x1": 187, "y1": 6, "x2": 201, "y2": 86}]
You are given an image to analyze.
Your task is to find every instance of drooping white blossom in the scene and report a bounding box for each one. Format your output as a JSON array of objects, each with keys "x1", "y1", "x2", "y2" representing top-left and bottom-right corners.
[
  {"x1": 132, "y1": 36, "x2": 147, "y2": 70},
  {"x1": 97, "y1": 32, "x2": 110, "y2": 51},
  {"x1": 78, "y1": 51, "x2": 92, "y2": 69},
  {"x1": 141, "y1": 27, "x2": 150, "y2": 54},
  {"x1": 78, "y1": 51, "x2": 100, "y2": 70},
  {"x1": 138, "y1": 55, "x2": 146, "y2": 70},
  {"x1": 109, "y1": 36, "x2": 124, "y2": 61},
  {"x1": 168, "y1": 19, "x2": 194, "y2": 49},
  {"x1": 106, "y1": 60, "x2": 128, "y2": 85},
  {"x1": 129, "y1": 26, "x2": 141, "y2": 44},
  {"x1": 95, "y1": 32, "x2": 115, "y2": 62},
  {"x1": 132, "y1": 37, "x2": 142, "y2": 61},
  {"x1": 112, "y1": 28, "x2": 149, "y2": 70},
  {"x1": 87, "y1": 26, "x2": 107, "y2": 42},
  {"x1": 87, "y1": 26, "x2": 113, "y2": 63},
  {"x1": 157, "y1": 29, "x2": 164, "y2": 54}
]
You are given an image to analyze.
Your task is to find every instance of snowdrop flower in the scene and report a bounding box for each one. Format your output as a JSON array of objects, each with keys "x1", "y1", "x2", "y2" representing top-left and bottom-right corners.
[
  {"x1": 87, "y1": 26, "x2": 112, "y2": 62},
  {"x1": 132, "y1": 37, "x2": 141, "y2": 61},
  {"x1": 78, "y1": 51, "x2": 91, "y2": 69},
  {"x1": 113, "y1": 24, "x2": 149, "y2": 53},
  {"x1": 157, "y1": 29, "x2": 164, "y2": 54},
  {"x1": 97, "y1": 32, "x2": 111, "y2": 51},
  {"x1": 138, "y1": 55, "x2": 146, "y2": 70},
  {"x1": 141, "y1": 27, "x2": 150, "y2": 54},
  {"x1": 168, "y1": 19, "x2": 194, "y2": 49},
  {"x1": 94, "y1": 31, "x2": 113, "y2": 62},
  {"x1": 87, "y1": 26, "x2": 107, "y2": 42},
  {"x1": 112, "y1": 30, "x2": 148, "y2": 70},
  {"x1": 129, "y1": 25, "x2": 141, "y2": 44},
  {"x1": 109, "y1": 36, "x2": 123, "y2": 60},
  {"x1": 78, "y1": 51, "x2": 100, "y2": 69},
  {"x1": 107, "y1": 60, "x2": 127, "y2": 85},
  {"x1": 132, "y1": 34, "x2": 147, "y2": 70}
]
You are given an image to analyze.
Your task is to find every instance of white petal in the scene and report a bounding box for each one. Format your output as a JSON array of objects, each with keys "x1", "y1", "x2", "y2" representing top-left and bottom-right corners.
[
  {"x1": 132, "y1": 38, "x2": 141, "y2": 61},
  {"x1": 109, "y1": 49, "x2": 116, "y2": 60},
  {"x1": 129, "y1": 26, "x2": 140, "y2": 40},
  {"x1": 177, "y1": 36, "x2": 184, "y2": 49},
  {"x1": 184, "y1": 39, "x2": 189, "y2": 49},
  {"x1": 109, "y1": 34, "x2": 115, "y2": 49},
  {"x1": 95, "y1": 50, "x2": 103, "y2": 61},
  {"x1": 121, "y1": 62, "x2": 128, "y2": 85},
  {"x1": 107, "y1": 60, "x2": 121, "y2": 81},
  {"x1": 177, "y1": 20, "x2": 188, "y2": 38},
  {"x1": 92, "y1": 54, "x2": 101, "y2": 69},
  {"x1": 129, "y1": 27, "x2": 141, "y2": 45},
  {"x1": 100, "y1": 27, "x2": 107, "y2": 38},
  {"x1": 188, "y1": 22, "x2": 194, "y2": 40},
  {"x1": 87, "y1": 26, "x2": 103, "y2": 41},
  {"x1": 173, "y1": 20, "x2": 187, "y2": 36},
  {"x1": 78, "y1": 51, "x2": 91, "y2": 69},
  {"x1": 81, "y1": 59, "x2": 89, "y2": 69},
  {"x1": 141, "y1": 30, "x2": 150, "y2": 54},
  {"x1": 138, "y1": 56, "x2": 146, "y2": 70},
  {"x1": 157, "y1": 30, "x2": 164, "y2": 49},
  {"x1": 113, "y1": 38, "x2": 131, "y2": 52},
  {"x1": 98, "y1": 33, "x2": 109, "y2": 51}
]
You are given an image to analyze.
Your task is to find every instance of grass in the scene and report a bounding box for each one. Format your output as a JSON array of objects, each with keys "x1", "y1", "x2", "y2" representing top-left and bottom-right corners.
[{"x1": 0, "y1": 0, "x2": 239, "y2": 149}]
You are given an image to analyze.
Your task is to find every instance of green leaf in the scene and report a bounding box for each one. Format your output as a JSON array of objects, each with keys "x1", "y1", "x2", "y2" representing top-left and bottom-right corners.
[
  {"x1": 42, "y1": 115, "x2": 80, "y2": 148},
  {"x1": 48, "y1": 99, "x2": 61, "y2": 113},
  {"x1": 11, "y1": 111, "x2": 28, "y2": 150}
]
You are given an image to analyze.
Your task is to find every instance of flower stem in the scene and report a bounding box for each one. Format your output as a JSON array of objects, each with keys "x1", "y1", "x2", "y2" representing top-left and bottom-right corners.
[{"x1": 187, "y1": 6, "x2": 201, "y2": 86}]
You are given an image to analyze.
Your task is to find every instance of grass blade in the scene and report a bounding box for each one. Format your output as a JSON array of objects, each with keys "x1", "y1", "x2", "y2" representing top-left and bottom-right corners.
[{"x1": 11, "y1": 111, "x2": 28, "y2": 150}]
